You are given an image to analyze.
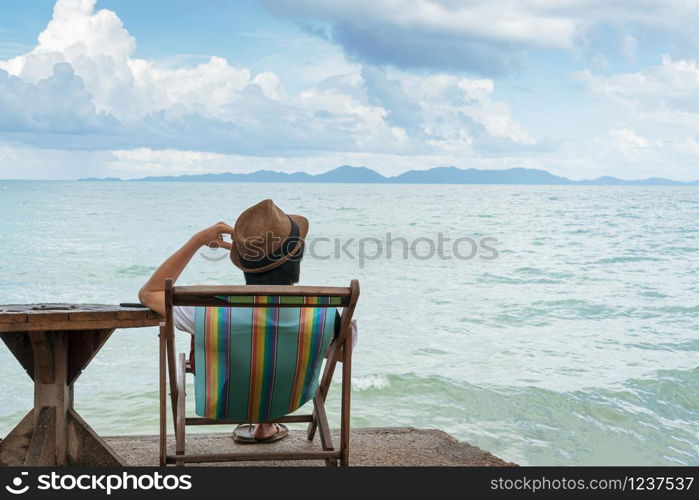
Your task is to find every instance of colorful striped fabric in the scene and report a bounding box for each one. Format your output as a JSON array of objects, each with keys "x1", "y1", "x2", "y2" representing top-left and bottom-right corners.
[
  {"x1": 215, "y1": 295, "x2": 343, "y2": 306},
  {"x1": 193, "y1": 299, "x2": 336, "y2": 421}
]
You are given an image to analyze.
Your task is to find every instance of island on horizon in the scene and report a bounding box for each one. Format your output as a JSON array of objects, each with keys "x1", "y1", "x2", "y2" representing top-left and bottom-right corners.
[{"x1": 78, "y1": 165, "x2": 699, "y2": 186}]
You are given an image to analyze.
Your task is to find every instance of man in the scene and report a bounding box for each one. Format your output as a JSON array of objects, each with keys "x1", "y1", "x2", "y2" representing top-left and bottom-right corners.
[{"x1": 139, "y1": 199, "x2": 307, "y2": 443}]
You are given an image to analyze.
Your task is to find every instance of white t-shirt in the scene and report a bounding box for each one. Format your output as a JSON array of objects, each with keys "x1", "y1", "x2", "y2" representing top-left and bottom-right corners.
[
  {"x1": 173, "y1": 306, "x2": 196, "y2": 334},
  {"x1": 172, "y1": 305, "x2": 358, "y2": 348}
]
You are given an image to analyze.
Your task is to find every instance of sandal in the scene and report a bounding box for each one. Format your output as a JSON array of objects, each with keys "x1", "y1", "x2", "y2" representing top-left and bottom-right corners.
[
  {"x1": 232, "y1": 423, "x2": 289, "y2": 444},
  {"x1": 232, "y1": 424, "x2": 257, "y2": 443}
]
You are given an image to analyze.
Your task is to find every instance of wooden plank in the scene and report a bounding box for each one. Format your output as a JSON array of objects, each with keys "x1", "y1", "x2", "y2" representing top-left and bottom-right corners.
[
  {"x1": 0, "y1": 313, "x2": 28, "y2": 324},
  {"x1": 29, "y1": 332, "x2": 55, "y2": 385},
  {"x1": 313, "y1": 392, "x2": 336, "y2": 467},
  {"x1": 159, "y1": 324, "x2": 167, "y2": 467},
  {"x1": 175, "y1": 353, "x2": 186, "y2": 465},
  {"x1": 0, "y1": 304, "x2": 160, "y2": 331},
  {"x1": 66, "y1": 409, "x2": 125, "y2": 466},
  {"x1": 0, "y1": 410, "x2": 34, "y2": 466},
  {"x1": 307, "y1": 280, "x2": 359, "y2": 441},
  {"x1": 0, "y1": 318, "x2": 161, "y2": 333},
  {"x1": 28, "y1": 332, "x2": 72, "y2": 465},
  {"x1": 68, "y1": 310, "x2": 121, "y2": 322},
  {"x1": 26, "y1": 311, "x2": 72, "y2": 323},
  {"x1": 116, "y1": 309, "x2": 161, "y2": 320},
  {"x1": 340, "y1": 280, "x2": 359, "y2": 467},
  {"x1": 166, "y1": 451, "x2": 340, "y2": 464},
  {"x1": 79, "y1": 307, "x2": 155, "y2": 320},
  {"x1": 67, "y1": 329, "x2": 114, "y2": 385},
  {"x1": 340, "y1": 332, "x2": 353, "y2": 467},
  {"x1": 165, "y1": 280, "x2": 179, "y2": 435},
  {"x1": 24, "y1": 407, "x2": 55, "y2": 466},
  {"x1": 185, "y1": 414, "x2": 313, "y2": 425},
  {"x1": 173, "y1": 295, "x2": 346, "y2": 307},
  {"x1": 0, "y1": 332, "x2": 35, "y2": 379},
  {"x1": 313, "y1": 393, "x2": 334, "y2": 451},
  {"x1": 173, "y1": 284, "x2": 350, "y2": 297},
  {"x1": 172, "y1": 283, "x2": 351, "y2": 308},
  {"x1": 54, "y1": 333, "x2": 69, "y2": 466},
  {"x1": 308, "y1": 341, "x2": 338, "y2": 441}
]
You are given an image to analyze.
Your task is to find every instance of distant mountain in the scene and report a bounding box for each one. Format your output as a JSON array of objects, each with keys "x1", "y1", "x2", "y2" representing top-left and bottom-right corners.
[
  {"x1": 79, "y1": 165, "x2": 699, "y2": 186},
  {"x1": 128, "y1": 165, "x2": 387, "y2": 183},
  {"x1": 393, "y1": 166, "x2": 571, "y2": 184},
  {"x1": 314, "y1": 165, "x2": 387, "y2": 183},
  {"x1": 580, "y1": 176, "x2": 697, "y2": 186},
  {"x1": 131, "y1": 170, "x2": 315, "y2": 183}
]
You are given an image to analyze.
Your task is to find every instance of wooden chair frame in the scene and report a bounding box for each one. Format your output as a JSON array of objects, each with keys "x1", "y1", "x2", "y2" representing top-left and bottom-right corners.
[{"x1": 159, "y1": 279, "x2": 359, "y2": 467}]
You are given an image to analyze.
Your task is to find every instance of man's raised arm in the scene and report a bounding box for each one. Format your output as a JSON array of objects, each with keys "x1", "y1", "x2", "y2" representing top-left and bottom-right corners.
[{"x1": 138, "y1": 221, "x2": 234, "y2": 315}]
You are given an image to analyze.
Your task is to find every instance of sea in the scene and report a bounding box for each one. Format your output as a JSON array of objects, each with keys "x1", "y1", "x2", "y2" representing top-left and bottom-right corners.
[{"x1": 0, "y1": 181, "x2": 697, "y2": 465}]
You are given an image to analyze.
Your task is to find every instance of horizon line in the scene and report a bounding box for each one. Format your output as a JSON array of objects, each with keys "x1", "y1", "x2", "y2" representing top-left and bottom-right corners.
[{"x1": 1, "y1": 165, "x2": 698, "y2": 184}]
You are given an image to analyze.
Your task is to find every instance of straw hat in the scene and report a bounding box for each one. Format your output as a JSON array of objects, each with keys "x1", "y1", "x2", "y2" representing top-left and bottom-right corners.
[{"x1": 230, "y1": 199, "x2": 309, "y2": 273}]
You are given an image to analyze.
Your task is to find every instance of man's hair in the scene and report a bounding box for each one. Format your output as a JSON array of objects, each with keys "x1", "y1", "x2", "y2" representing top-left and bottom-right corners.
[{"x1": 243, "y1": 243, "x2": 303, "y2": 285}]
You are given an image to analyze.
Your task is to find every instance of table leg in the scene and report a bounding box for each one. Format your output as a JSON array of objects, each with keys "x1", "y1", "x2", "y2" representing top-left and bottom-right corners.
[{"x1": 0, "y1": 329, "x2": 125, "y2": 466}]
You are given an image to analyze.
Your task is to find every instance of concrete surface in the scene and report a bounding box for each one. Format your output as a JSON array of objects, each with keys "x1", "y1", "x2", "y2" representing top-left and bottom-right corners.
[{"x1": 106, "y1": 427, "x2": 517, "y2": 466}]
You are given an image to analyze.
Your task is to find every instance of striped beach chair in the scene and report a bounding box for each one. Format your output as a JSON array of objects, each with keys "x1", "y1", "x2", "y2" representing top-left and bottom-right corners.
[{"x1": 159, "y1": 279, "x2": 359, "y2": 467}]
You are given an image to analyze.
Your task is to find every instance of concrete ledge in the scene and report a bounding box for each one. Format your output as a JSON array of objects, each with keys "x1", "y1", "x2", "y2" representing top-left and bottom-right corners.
[{"x1": 105, "y1": 427, "x2": 516, "y2": 466}]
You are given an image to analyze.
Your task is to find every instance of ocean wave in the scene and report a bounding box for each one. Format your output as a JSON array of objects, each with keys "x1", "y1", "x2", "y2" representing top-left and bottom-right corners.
[
  {"x1": 337, "y1": 370, "x2": 699, "y2": 466},
  {"x1": 594, "y1": 256, "x2": 664, "y2": 264},
  {"x1": 350, "y1": 374, "x2": 391, "y2": 391}
]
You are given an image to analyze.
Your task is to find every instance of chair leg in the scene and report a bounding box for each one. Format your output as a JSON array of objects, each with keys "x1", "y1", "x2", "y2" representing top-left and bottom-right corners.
[
  {"x1": 158, "y1": 325, "x2": 167, "y2": 466},
  {"x1": 340, "y1": 336, "x2": 352, "y2": 467},
  {"x1": 308, "y1": 343, "x2": 338, "y2": 441},
  {"x1": 175, "y1": 353, "x2": 186, "y2": 466},
  {"x1": 313, "y1": 392, "x2": 337, "y2": 467},
  {"x1": 166, "y1": 327, "x2": 178, "y2": 435}
]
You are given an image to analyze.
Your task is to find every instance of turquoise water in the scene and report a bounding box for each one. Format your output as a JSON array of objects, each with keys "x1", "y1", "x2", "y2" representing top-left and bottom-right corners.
[{"x1": 0, "y1": 181, "x2": 697, "y2": 465}]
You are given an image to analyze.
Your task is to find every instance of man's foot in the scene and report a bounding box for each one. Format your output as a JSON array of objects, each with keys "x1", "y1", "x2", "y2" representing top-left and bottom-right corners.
[{"x1": 253, "y1": 423, "x2": 282, "y2": 440}]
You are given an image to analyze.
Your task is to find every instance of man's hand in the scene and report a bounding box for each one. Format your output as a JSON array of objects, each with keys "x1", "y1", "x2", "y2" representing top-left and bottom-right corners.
[
  {"x1": 194, "y1": 221, "x2": 235, "y2": 250},
  {"x1": 139, "y1": 221, "x2": 236, "y2": 315}
]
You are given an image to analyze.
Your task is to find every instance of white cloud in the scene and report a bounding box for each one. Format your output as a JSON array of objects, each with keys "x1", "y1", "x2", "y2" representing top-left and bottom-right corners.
[
  {"x1": 0, "y1": 0, "x2": 545, "y2": 168},
  {"x1": 0, "y1": 1, "x2": 280, "y2": 121},
  {"x1": 262, "y1": 0, "x2": 699, "y2": 74},
  {"x1": 267, "y1": 0, "x2": 578, "y2": 49},
  {"x1": 562, "y1": 56, "x2": 699, "y2": 181},
  {"x1": 609, "y1": 128, "x2": 650, "y2": 156},
  {"x1": 0, "y1": 62, "x2": 112, "y2": 133},
  {"x1": 5, "y1": 0, "x2": 696, "y2": 181},
  {"x1": 621, "y1": 34, "x2": 637, "y2": 63},
  {"x1": 577, "y1": 55, "x2": 699, "y2": 115},
  {"x1": 576, "y1": 55, "x2": 699, "y2": 145}
]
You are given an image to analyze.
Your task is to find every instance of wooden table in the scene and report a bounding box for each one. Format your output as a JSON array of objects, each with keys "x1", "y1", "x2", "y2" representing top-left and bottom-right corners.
[{"x1": 0, "y1": 304, "x2": 162, "y2": 466}]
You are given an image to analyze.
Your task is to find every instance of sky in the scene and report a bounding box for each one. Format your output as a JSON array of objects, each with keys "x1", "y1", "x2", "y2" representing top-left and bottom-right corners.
[{"x1": 0, "y1": 0, "x2": 698, "y2": 180}]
